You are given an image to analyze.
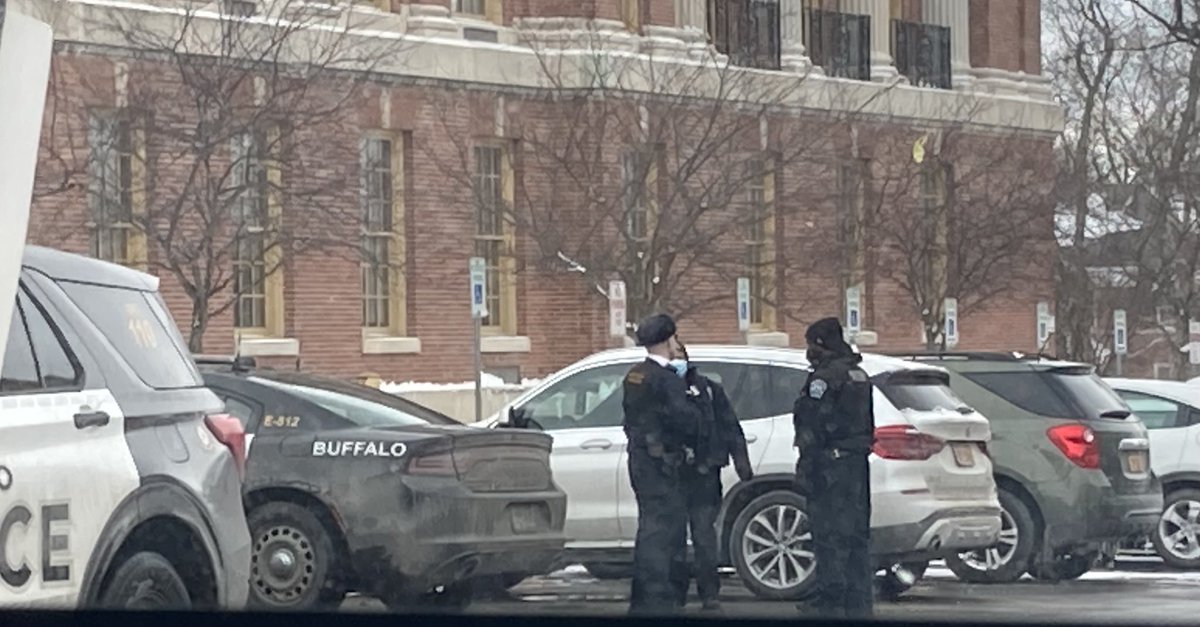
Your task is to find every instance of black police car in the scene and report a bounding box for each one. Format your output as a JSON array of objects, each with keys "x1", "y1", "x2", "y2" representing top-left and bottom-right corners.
[{"x1": 196, "y1": 357, "x2": 567, "y2": 611}]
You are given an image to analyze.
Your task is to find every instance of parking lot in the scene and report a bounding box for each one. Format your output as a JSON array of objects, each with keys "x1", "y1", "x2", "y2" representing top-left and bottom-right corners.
[{"x1": 341, "y1": 558, "x2": 1200, "y2": 623}]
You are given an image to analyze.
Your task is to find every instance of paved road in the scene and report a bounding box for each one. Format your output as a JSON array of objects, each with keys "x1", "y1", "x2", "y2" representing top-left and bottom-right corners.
[{"x1": 341, "y1": 560, "x2": 1200, "y2": 622}]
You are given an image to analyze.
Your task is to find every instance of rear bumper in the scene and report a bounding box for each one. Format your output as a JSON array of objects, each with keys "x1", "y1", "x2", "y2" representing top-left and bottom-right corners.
[
  {"x1": 345, "y1": 480, "x2": 567, "y2": 597},
  {"x1": 873, "y1": 506, "x2": 1002, "y2": 562},
  {"x1": 1044, "y1": 489, "x2": 1163, "y2": 549}
]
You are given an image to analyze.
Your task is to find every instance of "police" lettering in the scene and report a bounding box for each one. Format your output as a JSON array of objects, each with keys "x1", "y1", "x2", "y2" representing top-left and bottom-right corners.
[
  {"x1": 311, "y1": 441, "x2": 407, "y2": 458},
  {"x1": 0, "y1": 503, "x2": 70, "y2": 590}
]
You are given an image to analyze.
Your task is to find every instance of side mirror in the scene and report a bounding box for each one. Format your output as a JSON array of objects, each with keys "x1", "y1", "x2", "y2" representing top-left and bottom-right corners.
[{"x1": 505, "y1": 406, "x2": 544, "y2": 431}]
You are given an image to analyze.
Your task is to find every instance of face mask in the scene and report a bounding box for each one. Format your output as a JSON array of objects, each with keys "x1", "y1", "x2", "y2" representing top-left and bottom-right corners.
[{"x1": 668, "y1": 359, "x2": 688, "y2": 378}]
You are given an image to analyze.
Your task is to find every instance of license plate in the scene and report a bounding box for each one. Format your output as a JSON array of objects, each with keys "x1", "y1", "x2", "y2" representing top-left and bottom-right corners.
[
  {"x1": 1125, "y1": 452, "x2": 1148, "y2": 474},
  {"x1": 951, "y1": 444, "x2": 975, "y2": 468},
  {"x1": 510, "y1": 505, "x2": 544, "y2": 534}
]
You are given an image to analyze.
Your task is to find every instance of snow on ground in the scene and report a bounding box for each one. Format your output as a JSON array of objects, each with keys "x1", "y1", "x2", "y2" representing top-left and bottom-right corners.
[{"x1": 381, "y1": 374, "x2": 541, "y2": 394}]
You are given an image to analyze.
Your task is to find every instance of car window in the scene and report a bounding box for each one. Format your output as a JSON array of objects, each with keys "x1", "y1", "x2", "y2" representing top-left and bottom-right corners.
[
  {"x1": 222, "y1": 395, "x2": 261, "y2": 431},
  {"x1": 59, "y1": 282, "x2": 202, "y2": 390},
  {"x1": 962, "y1": 371, "x2": 1073, "y2": 418},
  {"x1": 1, "y1": 298, "x2": 40, "y2": 393},
  {"x1": 693, "y1": 362, "x2": 777, "y2": 421},
  {"x1": 1, "y1": 289, "x2": 82, "y2": 394},
  {"x1": 771, "y1": 366, "x2": 810, "y2": 417},
  {"x1": 251, "y1": 377, "x2": 440, "y2": 428},
  {"x1": 1115, "y1": 391, "x2": 1186, "y2": 430},
  {"x1": 521, "y1": 363, "x2": 628, "y2": 431},
  {"x1": 1046, "y1": 370, "x2": 1129, "y2": 421},
  {"x1": 20, "y1": 290, "x2": 81, "y2": 389},
  {"x1": 878, "y1": 371, "x2": 969, "y2": 413}
]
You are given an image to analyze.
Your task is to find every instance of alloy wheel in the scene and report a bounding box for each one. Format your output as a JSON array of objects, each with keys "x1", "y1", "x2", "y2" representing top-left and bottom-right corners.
[
  {"x1": 740, "y1": 503, "x2": 815, "y2": 590},
  {"x1": 960, "y1": 507, "x2": 1019, "y2": 571},
  {"x1": 1158, "y1": 498, "x2": 1200, "y2": 562}
]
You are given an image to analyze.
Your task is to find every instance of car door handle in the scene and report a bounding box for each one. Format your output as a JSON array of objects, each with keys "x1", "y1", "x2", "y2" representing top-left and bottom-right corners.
[
  {"x1": 581, "y1": 439, "x2": 613, "y2": 450},
  {"x1": 74, "y1": 410, "x2": 111, "y2": 430},
  {"x1": 746, "y1": 434, "x2": 759, "y2": 444}
]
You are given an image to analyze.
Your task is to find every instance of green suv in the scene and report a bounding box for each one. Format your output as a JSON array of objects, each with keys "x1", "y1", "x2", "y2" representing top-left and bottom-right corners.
[{"x1": 891, "y1": 353, "x2": 1162, "y2": 582}]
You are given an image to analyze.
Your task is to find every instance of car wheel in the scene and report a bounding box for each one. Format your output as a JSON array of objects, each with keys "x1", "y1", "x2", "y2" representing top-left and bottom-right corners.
[
  {"x1": 583, "y1": 563, "x2": 634, "y2": 580},
  {"x1": 1152, "y1": 488, "x2": 1200, "y2": 570},
  {"x1": 248, "y1": 502, "x2": 343, "y2": 610},
  {"x1": 876, "y1": 561, "x2": 928, "y2": 601},
  {"x1": 945, "y1": 490, "x2": 1038, "y2": 584},
  {"x1": 729, "y1": 490, "x2": 817, "y2": 600},
  {"x1": 98, "y1": 551, "x2": 192, "y2": 610}
]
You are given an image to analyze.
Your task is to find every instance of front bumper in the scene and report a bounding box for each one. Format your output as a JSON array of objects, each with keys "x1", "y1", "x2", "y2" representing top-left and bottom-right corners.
[
  {"x1": 873, "y1": 506, "x2": 1002, "y2": 563},
  {"x1": 346, "y1": 479, "x2": 567, "y2": 598}
]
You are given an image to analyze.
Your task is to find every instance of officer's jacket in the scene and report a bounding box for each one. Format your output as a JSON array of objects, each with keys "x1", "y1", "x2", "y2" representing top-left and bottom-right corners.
[
  {"x1": 622, "y1": 358, "x2": 705, "y2": 456},
  {"x1": 792, "y1": 353, "x2": 876, "y2": 462},
  {"x1": 686, "y1": 373, "x2": 752, "y2": 470}
]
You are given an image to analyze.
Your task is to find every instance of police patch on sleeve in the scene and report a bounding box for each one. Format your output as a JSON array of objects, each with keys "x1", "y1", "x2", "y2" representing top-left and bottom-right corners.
[{"x1": 809, "y1": 378, "x2": 828, "y2": 399}]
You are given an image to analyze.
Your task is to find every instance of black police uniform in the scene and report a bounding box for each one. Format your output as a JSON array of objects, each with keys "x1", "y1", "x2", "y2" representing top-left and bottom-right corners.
[
  {"x1": 669, "y1": 369, "x2": 754, "y2": 609},
  {"x1": 623, "y1": 315, "x2": 704, "y2": 615},
  {"x1": 793, "y1": 318, "x2": 876, "y2": 619}
]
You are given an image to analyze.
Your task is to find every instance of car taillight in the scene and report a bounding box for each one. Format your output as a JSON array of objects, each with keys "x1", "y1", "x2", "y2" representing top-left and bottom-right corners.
[
  {"x1": 1046, "y1": 423, "x2": 1100, "y2": 470},
  {"x1": 205, "y1": 414, "x2": 246, "y2": 478},
  {"x1": 408, "y1": 452, "x2": 457, "y2": 477},
  {"x1": 872, "y1": 425, "x2": 946, "y2": 461}
]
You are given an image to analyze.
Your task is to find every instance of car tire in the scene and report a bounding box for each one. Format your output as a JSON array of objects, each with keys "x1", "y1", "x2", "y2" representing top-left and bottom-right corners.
[
  {"x1": 1152, "y1": 488, "x2": 1200, "y2": 570},
  {"x1": 98, "y1": 551, "x2": 192, "y2": 610},
  {"x1": 945, "y1": 489, "x2": 1038, "y2": 584},
  {"x1": 876, "y1": 561, "x2": 928, "y2": 600},
  {"x1": 729, "y1": 490, "x2": 817, "y2": 601},
  {"x1": 583, "y1": 563, "x2": 634, "y2": 580},
  {"x1": 247, "y1": 501, "x2": 343, "y2": 611}
]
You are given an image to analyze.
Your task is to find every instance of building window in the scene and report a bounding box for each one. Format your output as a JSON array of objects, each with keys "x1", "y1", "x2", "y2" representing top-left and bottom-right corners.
[
  {"x1": 744, "y1": 159, "x2": 776, "y2": 329},
  {"x1": 1156, "y1": 305, "x2": 1175, "y2": 327},
  {"x1": 231, "y1": 128, "x2": 282, "y2": 334},
  {"x1": 473, "y1": 144, "x2": 516, "y2": 335},
  {"x1": 87, "y1": 110, "x2": 147, "y2": 268},
  {"x1": 892, "y1": 19, "x2": 951, "y2": 89},
  {"x1": 708, "y1": 0, "x2": 781, "y2": 70},
  {"x1": 623, "y1": 148, "x2": 658, "y2": 313},
  {"x1": 454, "y1": 0, "x2": 500, "y2": 22},
  {"x1": 621, "y1": 0, "x2": 644, "y2": 31},
  {"x1": 806, "y1": 7, "x2": 871, "y2": 80},
  {"x1": 361, "y1": 135, "x2": 406, "y2": 334}
]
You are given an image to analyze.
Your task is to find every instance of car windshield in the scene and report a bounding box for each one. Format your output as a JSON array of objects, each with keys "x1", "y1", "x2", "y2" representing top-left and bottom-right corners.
[
  {"x1": 878, "y1": 372, "x2": 971, "y2": 413},
  {"x1": 1047, "y1": 370, "x2": 1130, "y2": 421},
  {"x1": 251, "y1": 377, "x2": 454, "y2": 428}
]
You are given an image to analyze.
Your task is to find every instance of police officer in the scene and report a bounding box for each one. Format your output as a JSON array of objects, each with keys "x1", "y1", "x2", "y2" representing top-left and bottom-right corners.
[
  {"x1": 623, "y1": 313, "x2": 704, "y2": 615},
  {"x1": 793, "y1": 317, "x2": 876, "y2": 619},
  {"x1": 664, "y1": 340, "x2": 754, "y2": 611}
]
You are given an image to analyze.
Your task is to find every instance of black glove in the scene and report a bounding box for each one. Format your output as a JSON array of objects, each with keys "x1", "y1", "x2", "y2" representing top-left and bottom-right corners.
[
  {"x1": 794, "y1": 457, "x2": 814, "y2": 496},
  {"x1": 734, "y1": 457, "x2": 754, "y2": 482}
]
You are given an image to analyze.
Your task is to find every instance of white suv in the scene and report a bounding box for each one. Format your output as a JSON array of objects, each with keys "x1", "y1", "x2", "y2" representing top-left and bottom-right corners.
[
  {"x1": 1105, "y1": 378, "x2": 1200, "y2": 569},
  {"x1": 485, "y1": 345, "x2": 1002, "y2": 599}
]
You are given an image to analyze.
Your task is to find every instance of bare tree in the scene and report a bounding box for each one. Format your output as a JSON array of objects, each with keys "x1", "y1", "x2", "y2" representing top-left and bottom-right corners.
[
  {"x1": 861, "y1": 116, "x2": 1057, "y2": 351},
  {"x1": 38, "y1": 0, "x2": 407, "y2": 350},
  {"x1": 420, "y1": 24, "x2": 913, "y2": 341}
]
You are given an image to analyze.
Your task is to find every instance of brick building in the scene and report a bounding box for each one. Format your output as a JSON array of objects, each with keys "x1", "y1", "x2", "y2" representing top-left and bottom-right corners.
[{"x1": 22, "y1": 0, "x2": 1064, "y2": 383}]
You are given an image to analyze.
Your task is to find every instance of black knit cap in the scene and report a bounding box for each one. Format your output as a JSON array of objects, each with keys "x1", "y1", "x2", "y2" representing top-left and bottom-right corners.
[
  {"x1": 635, "y1": 313, "x2": 677, "y2": 347},
  {"x1": 805, "y1": 317, "x2": 853, "y2": 355}
]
